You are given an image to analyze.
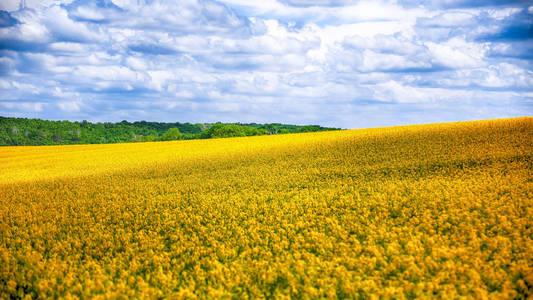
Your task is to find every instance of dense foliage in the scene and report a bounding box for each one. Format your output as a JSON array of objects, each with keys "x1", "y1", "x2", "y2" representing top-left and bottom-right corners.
[
  {"x1": 0, "y1": 118, "x2": 532, "y2": 299},
  {"x1": 0, "y1": 116, "x2": 338, "y2": 146}
]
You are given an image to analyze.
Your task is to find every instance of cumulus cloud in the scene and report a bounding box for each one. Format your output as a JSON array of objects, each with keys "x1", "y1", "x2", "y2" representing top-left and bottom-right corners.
[{"x1": 0, "y1": 0, "x2": 531, "y2": 128}]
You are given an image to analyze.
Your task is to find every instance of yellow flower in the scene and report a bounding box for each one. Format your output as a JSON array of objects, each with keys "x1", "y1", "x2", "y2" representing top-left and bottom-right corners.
[{"x1": 0, "y1": 117, "x2": 531, "y2": 299}]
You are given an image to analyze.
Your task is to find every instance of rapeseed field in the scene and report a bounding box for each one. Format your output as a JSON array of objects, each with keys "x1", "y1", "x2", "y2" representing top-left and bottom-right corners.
[{"x1": 0, "y1": 117, "x2": 532, "y2": 299}]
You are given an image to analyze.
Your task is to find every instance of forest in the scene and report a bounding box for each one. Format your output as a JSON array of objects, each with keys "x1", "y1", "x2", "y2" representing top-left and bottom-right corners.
[{"x1": 0, "y1": 116, "x2": 339, "y2": 146}]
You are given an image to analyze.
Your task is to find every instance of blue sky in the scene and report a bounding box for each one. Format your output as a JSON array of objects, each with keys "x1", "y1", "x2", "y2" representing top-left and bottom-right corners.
[{"x1": 0, "y1": 0, "x2": 531, "y2": 128}]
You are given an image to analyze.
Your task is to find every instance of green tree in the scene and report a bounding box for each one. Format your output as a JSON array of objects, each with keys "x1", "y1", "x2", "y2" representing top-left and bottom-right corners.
[
  {"x1": 201, "y1": 124, "x2": 246, "y2": 139},
  {"x1": 263, "y1": 124, "x2": 279, "y2": 135},
  {"x1": 299, "y1": 125, "x2": 320, "y2": 133},
  {"x1": 144, "y1": 135, "x2": 158, "y2": 142},
  {"x1": 161, "y1": 127, "x2": 182, "y2": 141},
  {"x1": 0, "y1": 116, "x2": 339, "y2": 146}
]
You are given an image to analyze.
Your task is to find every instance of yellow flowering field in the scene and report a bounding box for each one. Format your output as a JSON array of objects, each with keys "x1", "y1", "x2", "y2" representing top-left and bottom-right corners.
[{"x1": 1, "y1": 117, "x2": 532, "y2": 299}]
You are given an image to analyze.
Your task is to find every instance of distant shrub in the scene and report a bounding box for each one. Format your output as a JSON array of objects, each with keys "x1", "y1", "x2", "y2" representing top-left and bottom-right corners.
[
  {"x1": 201, "y1": 124, "x2": 246, "y2": 138},
  {"x1": 161, "y1": 128, "x2": 182, "y2": 141}
]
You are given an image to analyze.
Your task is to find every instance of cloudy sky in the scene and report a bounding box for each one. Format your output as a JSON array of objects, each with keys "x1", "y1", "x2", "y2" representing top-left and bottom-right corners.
[{"x1": 0, "y1": 0, "x2": 531, "y2": 128}]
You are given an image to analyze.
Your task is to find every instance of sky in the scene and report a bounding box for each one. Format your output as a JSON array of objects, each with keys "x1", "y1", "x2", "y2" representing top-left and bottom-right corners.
[{"x1": 0, "y1": 0, "x2": 532, "y2": 128}]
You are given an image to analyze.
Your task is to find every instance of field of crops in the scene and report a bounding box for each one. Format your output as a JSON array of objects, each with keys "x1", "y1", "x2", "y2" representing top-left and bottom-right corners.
[{"x1": 1, "y1": 117, "x2": 532, "y2": 299}]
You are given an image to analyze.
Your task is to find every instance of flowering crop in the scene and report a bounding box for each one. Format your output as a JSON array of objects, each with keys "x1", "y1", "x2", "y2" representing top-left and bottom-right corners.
[{"x1": 1, "y1": 118, "x2": 532, "y2": 299}]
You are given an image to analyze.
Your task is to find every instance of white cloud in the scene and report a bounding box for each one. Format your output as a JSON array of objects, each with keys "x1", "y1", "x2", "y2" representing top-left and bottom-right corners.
[
  {"x1": 70, "y1": 6, "x2": 106, "y2": 22},
  {"x1": 48, "y1": 42, "x2": 87, "y2": 53},
  {"x1": 147, "y1": 70, "x2": 175, "y2": 92},
  {"x1": 0, "y1": 101, "x2": 44, "y2": 112},
  {"x1": 418, "y1": 11, "x2": 475, "y2": 27},
  {"x1": 57, "y1": 100, "x2": 82, "y2": 112},
  {"x1": 0, "y1": 10, "x2": 50, "y2": 43},
  {"x1": 0, "y1": 0, "x2": 19, "y2": 11},
  {"x1": 125, "y1": 56, "x2": 148, "y2": 70},
  {"x1": 76, "y1": 65, "x2": 140, "y2": 82},
  {"x1": 437, "y1": 64, "x2": 533, "y2": 89},
  {"x1": 0, "y1": 0, "x2": 531, "y2": 127},
  {"x1": 425, "y1": 38, "x2": 487, "y2": 69}
]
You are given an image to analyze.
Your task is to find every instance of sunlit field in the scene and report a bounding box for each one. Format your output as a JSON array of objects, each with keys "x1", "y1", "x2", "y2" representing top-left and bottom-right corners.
[{"x1": 1, "y1": 118, "x2": 532, "y2": 299}]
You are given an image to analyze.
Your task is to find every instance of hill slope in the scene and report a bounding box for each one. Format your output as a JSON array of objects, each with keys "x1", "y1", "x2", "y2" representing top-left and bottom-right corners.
[{"x1": 0, "y1": 118, "x2": 532, "y2": 298}]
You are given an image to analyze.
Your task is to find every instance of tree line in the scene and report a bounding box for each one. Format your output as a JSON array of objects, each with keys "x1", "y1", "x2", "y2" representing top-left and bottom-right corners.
[{"x1": 0, "y1": 116, "x2": 340, "y2": 146}]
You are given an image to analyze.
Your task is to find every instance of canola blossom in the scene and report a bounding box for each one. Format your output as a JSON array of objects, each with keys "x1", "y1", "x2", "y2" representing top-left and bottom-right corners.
[{"x1": 0, "y1": 118, "x2": 532, "y2": 299}]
